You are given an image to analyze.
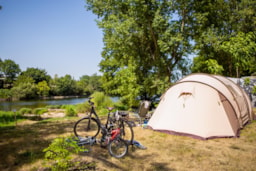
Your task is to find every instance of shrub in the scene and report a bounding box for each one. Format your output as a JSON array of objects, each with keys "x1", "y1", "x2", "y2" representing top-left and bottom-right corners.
[
  {"x1": 43, "y1": 136, "x2": 88, "y2": 171},
  {"x1": 244, "y1": 78, "x2": 251, "y2": 86},
  {"x1": 45, "y1": 105, "x2": 62, "y2": 109},
  {"x1": 19, "y1": 108, "x2": 32, "y2": 115},
  {"x1": 64, "y1": 105, "x2": 77, "y2": 117},
  {"x1": 252, "y1": 85, "x2": 256, "y2": 95},
  {"x1": 114, "y1": 101, "x2": 129, "y2": 111},
  {"x1": 33, "y1": 108, "x2": 48, "y2": 115},
  {"x1": 76, "y1": 102, "x2": 91, "y2": 113},
  {"x1": 91, "y1": 92, "x2": 114, "y2": 107},
  {"x1": 0, "y1": 111, "x2": 23, "y2": 125},
  {"x1": 0, "y1": 89, "x2": 12, "y2": 99}
]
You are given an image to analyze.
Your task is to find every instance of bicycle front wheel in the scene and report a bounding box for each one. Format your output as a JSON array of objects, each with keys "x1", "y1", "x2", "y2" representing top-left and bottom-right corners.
[
  {"x1": 74, "y1": 117, "x2": 100, "y2": 138},
  {"x1": 108, "y1": 138, "x2": 128, "y2": 158}
]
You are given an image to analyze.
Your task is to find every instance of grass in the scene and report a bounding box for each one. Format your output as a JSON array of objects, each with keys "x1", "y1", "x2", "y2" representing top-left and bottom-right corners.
[{"x1": 0, "y1": 109, "x2": 256, "y2": 171}]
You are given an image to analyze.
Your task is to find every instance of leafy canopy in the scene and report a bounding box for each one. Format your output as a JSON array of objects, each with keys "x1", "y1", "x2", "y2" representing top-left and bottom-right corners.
[{"x1": 85, "y1": 0, "x2": 193, "y2": 107}]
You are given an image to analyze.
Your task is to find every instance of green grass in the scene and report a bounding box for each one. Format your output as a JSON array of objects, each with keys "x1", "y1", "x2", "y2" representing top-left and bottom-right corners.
[
  {"x1": 0, "y1": 110, "x2": 24, "y2": 126},
  {"x1": 0, "y1": 108, "x2": 255, "y2": 171}
]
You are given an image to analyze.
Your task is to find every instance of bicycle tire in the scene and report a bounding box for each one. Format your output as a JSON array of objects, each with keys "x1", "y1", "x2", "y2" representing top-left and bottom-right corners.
[
  {"x1": 119, "y1": 120, "x2": 134, "y2": 145},
  {"x1": 74, "y1": 117, "x2": 100, "y2": 138},
  {"x1": 108, "y1": 137, "x2": 128, "y2": 158}
]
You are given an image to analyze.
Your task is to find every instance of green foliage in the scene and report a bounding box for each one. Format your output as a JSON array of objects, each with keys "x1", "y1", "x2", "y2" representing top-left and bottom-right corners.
[
  {"x1": 45, "y1": 105, "x2": 62, "y2": 109},
  {"x1": 0, "y1": 58, "x2": 21, "y2": 87},
  {"x1": 252, "y1": 86, "x2": 256, "y2": 95},
  {"x1": 37, "y1": 80, "x2": 50, "y2": 97},
  {"x1": 192, "y1": 58, "x2": 224, "y2": 75},
  {"x1": 77, "y1": 74, "x2": 102, "y2": 96},
  {"x1": 87, "y1": 0, "x2": 192, "y2": 107},
  {"x1": 90, "y1": 92, "x2": 114, "y2": 116},
  {"x1": 19, "y1": 108, "x2": 32, "y2": 115},
  {"x1": 0, "y1": 111, "x2": 23, "y2": 125},
  {"x1": 11, "y1": 81, "x2": 38, "y2": 99},
  {"x1": 13, "y1": 75, "x2": 35, "y2": 87},
  {"x1": 193, "y1": 0, "x2": 256, "y2": 77},
  {"x1": 0, "y1": 56, "x2": 103, "y2": 99},
  {"x1": 220, "y1": 32, "x2": 256, "y2": 77},
  {"x1": 64, "y1": 105, "x2": 77, "y2": 117},
  {"x1": 91, "y1": 92, "x2": 113, "y2": 107},
  {"x1": 104, "y1": 63, "x2": 141, "y2": 108},
  {"x1": 32, "y1": 108, "x2": 48, "y2": 115},
  {"x1": 75, "y1": 102, "x2": 91, "y2": 113},
  {"x1": 43, "y1": 136, "x2": 85, "y2": 171},
  {"x1": 20, "y1": 67, "x2": 51, "y2": 84},
  {"x1": 114, "y1": 100, "x2": 129, "y2": 111},
  {"x1": 244, "y1": 78, "x2": 251, "y2": 86},
  {"x1": 49, "y1": 75, "x2": 83, "y2": 96},
  {"x1": 0, "y1": 88, "x2": 11, "y2": 99}
]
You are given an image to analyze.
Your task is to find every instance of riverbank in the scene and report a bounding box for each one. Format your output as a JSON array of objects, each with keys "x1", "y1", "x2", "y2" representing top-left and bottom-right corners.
[
  {"x1": 0, "y1": 97, "x2": 89, "y2": 111},
  {"x1": 0, "y1": 95, "x2": 88, "y2": 102}
]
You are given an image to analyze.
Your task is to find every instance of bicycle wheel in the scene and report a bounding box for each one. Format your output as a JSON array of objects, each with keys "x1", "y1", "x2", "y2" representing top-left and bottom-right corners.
[
  {"x1": 119, "y1": 120, "x2": 134, "y2": 145},
  {"x1": 74, "y1": 117, "x2": 100, "y2": 138},
  {"x1": 108, "y1": 137, "x2": 128, "y2": 158}
]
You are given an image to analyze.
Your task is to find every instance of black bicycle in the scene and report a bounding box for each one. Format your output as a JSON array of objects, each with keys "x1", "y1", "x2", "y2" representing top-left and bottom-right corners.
[{"x1": 73, "y1": 97, "x2": 134, "y2": 157}]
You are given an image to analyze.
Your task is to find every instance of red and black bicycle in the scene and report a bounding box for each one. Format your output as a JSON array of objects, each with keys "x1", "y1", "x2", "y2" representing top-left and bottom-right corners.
[{"x1": 73, "y1": 97, "x2": 134, "y2": 158}]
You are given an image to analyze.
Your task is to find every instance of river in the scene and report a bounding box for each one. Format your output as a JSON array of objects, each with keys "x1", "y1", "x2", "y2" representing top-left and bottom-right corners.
[{"x1": 0, "y1": 97, "x2": 89, "y2": 111}]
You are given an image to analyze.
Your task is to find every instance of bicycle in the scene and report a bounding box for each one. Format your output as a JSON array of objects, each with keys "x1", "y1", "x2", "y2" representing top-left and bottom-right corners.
[{"x1": 73, "y1": 97, "x2": 134, "y2": 157}]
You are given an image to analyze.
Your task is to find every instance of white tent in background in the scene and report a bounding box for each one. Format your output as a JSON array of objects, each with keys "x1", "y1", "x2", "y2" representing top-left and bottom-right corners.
[{"x1": 148, "y1": 73, "x2": 254, "y2": 139}]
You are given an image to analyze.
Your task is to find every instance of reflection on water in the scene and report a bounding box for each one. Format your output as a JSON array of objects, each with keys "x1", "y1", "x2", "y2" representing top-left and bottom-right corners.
[{"x1": 0, "y1": 97, "x2": 88, "y2": 111}]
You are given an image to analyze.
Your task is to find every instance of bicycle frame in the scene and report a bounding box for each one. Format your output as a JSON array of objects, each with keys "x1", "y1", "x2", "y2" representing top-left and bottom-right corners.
[
  {"x1": 74, "y1": 97, "x2": 134, "y2": 148},
  {"x1": 86, "y1": 97, "x2": 114, "y2": 134}
]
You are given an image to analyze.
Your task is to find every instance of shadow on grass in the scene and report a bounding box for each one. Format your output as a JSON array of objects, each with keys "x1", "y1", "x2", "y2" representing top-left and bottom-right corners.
[
  {"x1": 0, "y1": 117, "x2": 137, "y2": 171},
  {"x1": 0, "y1": 118, "x2": 76, "y2": 171}
]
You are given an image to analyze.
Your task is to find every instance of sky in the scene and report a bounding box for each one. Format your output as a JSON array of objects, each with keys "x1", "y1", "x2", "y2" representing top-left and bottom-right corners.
[{"x1": 0, "y1": 0, "x2": 103, "y2": 80}]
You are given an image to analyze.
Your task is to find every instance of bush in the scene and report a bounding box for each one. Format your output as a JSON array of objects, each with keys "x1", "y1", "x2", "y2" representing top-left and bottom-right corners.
[
  {"x1": 33, "y1": 108, "x2": 48, "y2": 115},
  {"x1": 64, "y1": 105, "x2": 77, "y2": 117},
  {"x1": 244, "y1": 78, "x2": 251, "y2": 86},
  {"x1": 114, "y1": 101, "x2": 129, "y2": 111},
  {"x1": 45, "y1": 105, "x2": 62, "y2": 109},
  {"x1": 90, "y1": 92, "x2": 114, "y2": 115},
  {"x1": 43, "y1": 136, "x2": 90, "y2": 171},
  {"x1": 19, "y1": 108, "x2": 32, "y2": 115},
  {"x1": 75, "y1": 102, "x2": 91, "y2": 113},
  {"x1": 0, "y1": 111, "x2": 23, "y2": 125},
  {"x1": 0, "y1": 89, "x2": 12, "y2": 99},
  {"x1": 252, "y1": 85, "x2": 256, "y2": 95}
]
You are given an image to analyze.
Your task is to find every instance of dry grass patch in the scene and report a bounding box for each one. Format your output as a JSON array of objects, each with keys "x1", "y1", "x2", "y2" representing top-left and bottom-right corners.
[{"x1": 0, "y1": 113, "x2": 256, "y2": 171}]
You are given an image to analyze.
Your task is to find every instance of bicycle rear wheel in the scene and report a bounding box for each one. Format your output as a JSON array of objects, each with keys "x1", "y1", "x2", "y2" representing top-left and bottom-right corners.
[
  {"x1": 74, "y1": 117, "x2": 100, "y2": 138},
  {"x1": 118, "y1": 120, "x2": 134, "y2": 145},
  {"x1": 108, "y1": 137, "x2": 128, "y2": 158}
]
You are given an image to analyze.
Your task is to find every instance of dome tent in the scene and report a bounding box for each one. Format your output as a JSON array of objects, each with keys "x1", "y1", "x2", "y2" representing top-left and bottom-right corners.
[{"x1": 148, "y1": 73, "x2": 254, "y2": 139}]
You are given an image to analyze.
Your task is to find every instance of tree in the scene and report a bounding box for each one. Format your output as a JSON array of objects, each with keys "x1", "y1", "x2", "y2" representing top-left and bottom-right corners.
[
  {"x1": 86, "y1": 0, "x2": 193, "y2": 107},
  {"x1": 11, "y1": 75, "x2": 38, "y2": 99},
  {"x1": 37, "y1": 80, "x2": 50, "y2": 97},
  {"x1": 191, "y1": 0, "x2": 256, "y2": 77},
  {"x1": 78, "y1": 74, "x2": 102, "y2": 96},
  {"x1": 20, "y1": 67, "x2": 51, "y2": 84},
  {"x1": 0, "y1": 58, "x2": 21, "y2": 88},
  {"x1": 192, "y1": 58, "x2": 224, "y2": 75},
  {"x1": 220, "y1": 32, "x2": 256, "y2": 77},
  {"x1": 49, "y1": 75, "x2": 82, "y2": 96}
]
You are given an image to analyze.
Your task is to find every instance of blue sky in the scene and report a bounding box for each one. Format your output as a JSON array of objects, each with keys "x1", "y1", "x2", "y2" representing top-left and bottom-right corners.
[{"x1": 0, "y1": 0, "x2": 103, "y2": 80}]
